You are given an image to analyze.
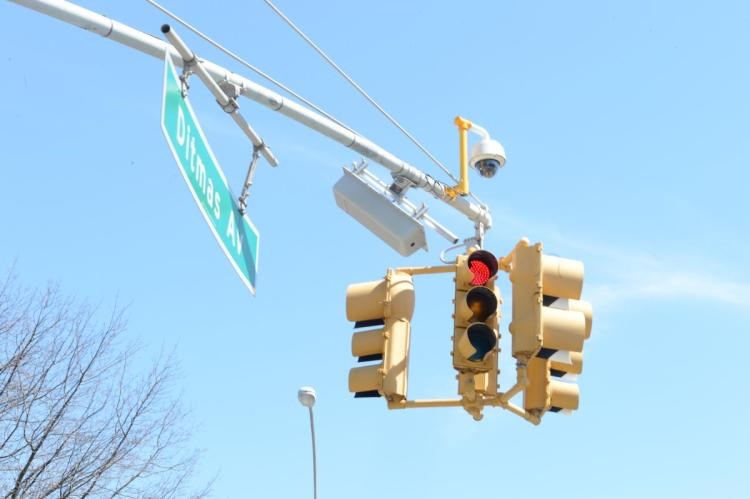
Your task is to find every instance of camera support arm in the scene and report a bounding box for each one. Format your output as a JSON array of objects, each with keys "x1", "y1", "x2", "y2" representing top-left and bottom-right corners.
[{"x1": 446, "y1": 116, "x2": 492, "y2": 199}]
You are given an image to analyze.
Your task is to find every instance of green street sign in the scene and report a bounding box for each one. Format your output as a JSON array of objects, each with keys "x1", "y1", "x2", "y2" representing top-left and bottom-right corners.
[{"x1": 161, "y1": 55, "x2": 259, "y2": 294}]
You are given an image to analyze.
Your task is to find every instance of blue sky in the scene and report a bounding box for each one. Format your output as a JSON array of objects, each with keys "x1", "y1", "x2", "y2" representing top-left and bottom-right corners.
[{"x1": 1, "y1": 1, "x2": 749, "y2": 497}]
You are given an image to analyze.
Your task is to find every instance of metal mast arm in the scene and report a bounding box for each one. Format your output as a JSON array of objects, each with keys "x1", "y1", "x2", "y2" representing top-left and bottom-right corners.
[{"x1": 7, "y1": 0, "x2": 491, "y2": 229}]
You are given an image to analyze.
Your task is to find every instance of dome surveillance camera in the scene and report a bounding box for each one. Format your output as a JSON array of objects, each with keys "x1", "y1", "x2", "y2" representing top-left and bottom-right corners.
[{"x1": 470, "y1": 138, "x2": 506, "y2": 178}]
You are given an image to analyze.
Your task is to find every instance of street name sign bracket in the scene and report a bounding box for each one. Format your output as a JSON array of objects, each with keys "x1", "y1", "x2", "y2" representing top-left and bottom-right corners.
[{"x1": 162, "y1": 24, "x2": 278, "y2": 214}]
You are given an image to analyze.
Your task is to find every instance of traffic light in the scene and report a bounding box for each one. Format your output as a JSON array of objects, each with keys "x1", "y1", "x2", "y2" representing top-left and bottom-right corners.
[
  {"x1": 509, "y1": 240, "x2": 592, "y2": 415},
  {"x1": 346, "y1": 269, "x2": 415, "y2": 402},
  {"x1": 452, "y1": 250, "x2": 501, "y2": 374}
]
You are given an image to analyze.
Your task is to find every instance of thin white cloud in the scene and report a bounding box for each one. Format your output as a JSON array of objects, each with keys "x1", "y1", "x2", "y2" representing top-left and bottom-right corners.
[
  {"x1": 587, "y1": 268, "x2": 750, "y2": 312},
  {"x1": 567, "y1": 243, "x2": 750, "y2": 313},
  {"x1": 490, "y1": 214, "x2": 750, "y2": 313}
]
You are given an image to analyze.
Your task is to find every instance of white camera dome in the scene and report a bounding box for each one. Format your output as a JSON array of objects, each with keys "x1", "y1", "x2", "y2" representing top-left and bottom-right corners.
[{"x1": 470, "y1": 138, "x2": 506, "y2": 178}]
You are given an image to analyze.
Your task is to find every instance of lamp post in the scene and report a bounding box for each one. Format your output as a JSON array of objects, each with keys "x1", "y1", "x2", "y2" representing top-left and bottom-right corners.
[{"x1": 297, "y1": 386, "x2": 317, "y2": 499}]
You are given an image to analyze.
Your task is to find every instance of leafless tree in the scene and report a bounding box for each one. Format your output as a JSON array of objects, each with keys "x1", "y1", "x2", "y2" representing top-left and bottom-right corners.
[{"x1": 0, "y1": 273, "x2": 210, "y2": 498}]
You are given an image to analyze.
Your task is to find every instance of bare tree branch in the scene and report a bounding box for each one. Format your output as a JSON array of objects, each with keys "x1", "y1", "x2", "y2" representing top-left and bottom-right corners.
[{"x1": 0, "y1": 273, "x2": 210, "y2": 498}]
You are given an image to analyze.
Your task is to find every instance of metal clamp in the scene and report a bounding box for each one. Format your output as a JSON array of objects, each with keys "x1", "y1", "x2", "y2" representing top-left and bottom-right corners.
[
  {"x1": 388, "y1": 175, "x2": 414, "y2": 198},
  {"x1": 178, "y1": 59, "x2": 195, "y2": 97}
]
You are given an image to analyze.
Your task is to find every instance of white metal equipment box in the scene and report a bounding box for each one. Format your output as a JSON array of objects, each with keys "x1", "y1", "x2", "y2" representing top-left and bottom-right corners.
[{"x1": 333, "y1": 168, "x2": 427, "y2": 256}]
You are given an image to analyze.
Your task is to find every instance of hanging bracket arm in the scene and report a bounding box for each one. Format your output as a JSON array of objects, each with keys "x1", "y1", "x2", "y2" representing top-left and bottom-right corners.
[
  {"x1": 161, "y1": 24, "x2": 279, "y2": 167},
  {"x1": 238, "y1": 147, "x2": 261, "y2": 215}
]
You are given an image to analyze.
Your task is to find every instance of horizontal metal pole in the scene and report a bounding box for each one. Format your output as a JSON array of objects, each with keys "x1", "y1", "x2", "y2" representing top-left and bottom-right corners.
[
  {"x1": 394, "y1": 265, "x2": 455, "y2": 276},
  {"x1": 390, "y1": 393, "x2": 540, "y2": 424},
  {"x1": 389, "y1": 398, "x2": 464, "y2": 410},
  {"x1": 8, "y1": 0, "x2": 492, "y2": 229}
]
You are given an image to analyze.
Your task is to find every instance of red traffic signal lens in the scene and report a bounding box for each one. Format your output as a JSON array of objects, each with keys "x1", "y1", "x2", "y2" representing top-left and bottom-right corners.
[
  {"x1": 467, "y1": 250, "x2": 498, "y2": 285},
  {"x1": 469, "y1": 260, "x2": 490, "y2": 285}
]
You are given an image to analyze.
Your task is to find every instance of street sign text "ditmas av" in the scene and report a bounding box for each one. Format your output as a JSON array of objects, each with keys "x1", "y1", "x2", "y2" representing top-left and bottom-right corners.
[{"x1": 161, "y1": 54, "x2": 259, "y2": 295}]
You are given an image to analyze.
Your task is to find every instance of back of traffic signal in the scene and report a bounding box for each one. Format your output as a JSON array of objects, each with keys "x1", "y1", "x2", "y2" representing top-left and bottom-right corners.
[{"x1": 345, "y1": 238, "x2": 593, "y2": 424}]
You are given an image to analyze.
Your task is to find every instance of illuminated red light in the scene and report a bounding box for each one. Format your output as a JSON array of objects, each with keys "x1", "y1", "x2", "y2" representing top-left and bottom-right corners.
[{"x1": 469, "y1": 260, "x2": 491, "y2": 285}]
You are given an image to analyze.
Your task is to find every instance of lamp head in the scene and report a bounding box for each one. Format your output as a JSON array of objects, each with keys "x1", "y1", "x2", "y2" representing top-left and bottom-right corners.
[{"x1": 298, "y1": 386, "x2": 317, "y2": 408}]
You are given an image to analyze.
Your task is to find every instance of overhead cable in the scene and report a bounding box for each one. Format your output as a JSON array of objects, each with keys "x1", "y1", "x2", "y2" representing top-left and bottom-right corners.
[
  {"x1": 263, "y1": 0, "x2": 461, "y2": 185},
  {"x1": 146, "y1": 0, "x2": 485, "y2": 207}
]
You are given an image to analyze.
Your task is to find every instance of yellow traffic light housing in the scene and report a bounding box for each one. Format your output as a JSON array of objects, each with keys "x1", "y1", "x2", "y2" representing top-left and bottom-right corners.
[
  {"x1": 508, "y1": 240, "x2": 593, "y2": 416},
  {"x1": 346, "y1": 269, "x2": 415, "y2": 402},
  {"x1": 525, "y1": 356, "x2": 580, "y2": 413},
  {"x1": 342, "y1": 239, "x2": 592, "y2": 424},
  {"x1": 452, "y1": 250, "x2": 501, "y2": 374}
]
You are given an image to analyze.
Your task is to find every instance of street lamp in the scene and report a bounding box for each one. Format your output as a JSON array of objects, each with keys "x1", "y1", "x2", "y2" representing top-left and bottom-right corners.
[{"x1": 298, "y1": 386, "x2": 317, "y2": 499}]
